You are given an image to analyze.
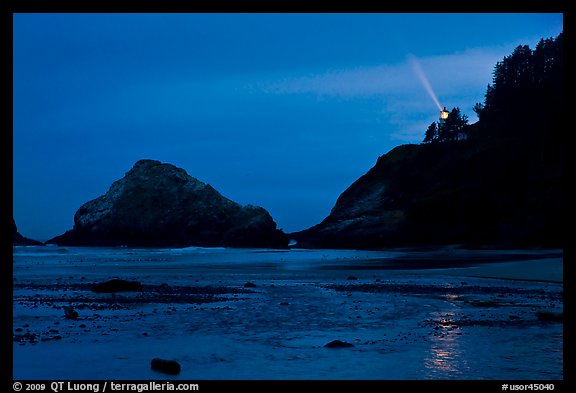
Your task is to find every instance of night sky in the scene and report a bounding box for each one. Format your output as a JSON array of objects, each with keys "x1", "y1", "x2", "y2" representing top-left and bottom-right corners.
[{"x1": 13, "y1": 13, "x2": 563, "y2": 241}]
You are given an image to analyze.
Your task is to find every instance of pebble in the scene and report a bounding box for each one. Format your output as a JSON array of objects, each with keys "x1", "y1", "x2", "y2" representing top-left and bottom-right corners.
[
  {"x1": 324, "y1": 339, "x2": 355, "y2": 348},
  {"x1": 151, "y1": 358, "x2": 181, "y2": 375}
]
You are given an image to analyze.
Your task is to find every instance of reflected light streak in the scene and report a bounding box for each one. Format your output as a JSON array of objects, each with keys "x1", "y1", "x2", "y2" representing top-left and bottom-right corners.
[{"x1": 424, "y1": 312, "x2": 469, "y2": 378}]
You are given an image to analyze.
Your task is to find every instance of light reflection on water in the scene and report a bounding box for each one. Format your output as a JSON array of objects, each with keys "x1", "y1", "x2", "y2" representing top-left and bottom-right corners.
[
  {"x1": 14, "y1": 246, "x2": 563, "y2": 379},
  {"x1": 423, "y1": 311, "x2": 469, "y2": 378},
  {"x1": 425, "y1": 333, "x2": 469, "y2": 377}
]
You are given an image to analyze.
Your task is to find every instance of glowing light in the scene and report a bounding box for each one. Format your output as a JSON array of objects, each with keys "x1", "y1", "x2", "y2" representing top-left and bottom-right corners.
[
  {"x1": 408, "y1": 55, "x2": 442, "y2": 111},
  {"x1": 440, "y1": 107, "x2": 449, "y2": 120}
]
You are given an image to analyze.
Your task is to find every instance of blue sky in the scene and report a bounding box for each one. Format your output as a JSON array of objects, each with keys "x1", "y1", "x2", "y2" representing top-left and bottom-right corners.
[{"x1": 13, "y1": 13, "x2": 563, "y2": 241}]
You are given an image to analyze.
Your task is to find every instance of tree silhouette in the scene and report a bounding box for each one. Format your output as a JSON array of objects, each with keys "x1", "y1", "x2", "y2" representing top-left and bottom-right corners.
[
  {"x1": 473, "y1": 102, "x2": 484, "y2": 121},
  {"x1": 421, "y1": 31, "x2": 562, "y2": 144},
  {"x1": 480, "y1": 31, "x2": 562, "y2": 130},
  {"x1": 436, "y1": 107, "x2": 468, "y2": 142},
  {"x1": 422, "y1": 122, "x2": 438, "y2": 143}
]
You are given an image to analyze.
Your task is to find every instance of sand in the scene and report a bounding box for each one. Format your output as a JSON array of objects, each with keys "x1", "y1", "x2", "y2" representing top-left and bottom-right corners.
[
  {"x1": 415, "y1": 257, "x2": 562, "y2": 283},
  {"x1": 12, "y1": 246, "x2": 563, "y2": 380}
]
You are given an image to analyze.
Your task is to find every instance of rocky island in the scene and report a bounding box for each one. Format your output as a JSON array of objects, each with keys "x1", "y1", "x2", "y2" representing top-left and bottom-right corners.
[{"x1": 47, "y1": 159, "x2": 288, "y2": 248}]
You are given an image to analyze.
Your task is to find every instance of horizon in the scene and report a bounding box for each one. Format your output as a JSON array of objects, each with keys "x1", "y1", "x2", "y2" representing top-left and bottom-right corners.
[{"x1": 13, "y1": 13, "x2": 563, "y2": 241}]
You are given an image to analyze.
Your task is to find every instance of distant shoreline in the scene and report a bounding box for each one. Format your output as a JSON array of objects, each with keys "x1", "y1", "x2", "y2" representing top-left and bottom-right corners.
[
  {"x1": 13, "y1": 244, "x2": 562, "y2": 283},
  {"x1": 310, "y1": 247, "x2": 562, "y2": 277},
  {"x1": 412, "y1": 258, "x2": 563, "y2": 283}
]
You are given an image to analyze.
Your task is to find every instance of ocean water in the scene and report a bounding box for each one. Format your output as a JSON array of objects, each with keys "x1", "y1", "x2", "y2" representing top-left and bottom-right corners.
[{"x1": 13, "y1": 246, "x2": 563, "y2": 380}]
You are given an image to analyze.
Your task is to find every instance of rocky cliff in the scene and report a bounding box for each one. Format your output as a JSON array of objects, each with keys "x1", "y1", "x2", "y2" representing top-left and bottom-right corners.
[
  {"x1": 47, "y1": 159, "x2": 288, "y2": 248},
  {"x1": 292, "y1": 124, "x2": 563, "y2": 249},
  {"x1": 293, "y1": 33, "x2": 563, "y2": 250}
]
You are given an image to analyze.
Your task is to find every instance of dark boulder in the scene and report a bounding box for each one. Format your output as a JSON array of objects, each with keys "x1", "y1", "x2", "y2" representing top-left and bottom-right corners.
[
  {"x1": 47, "y1": 159, "x2": 287, "y2": 248},
  {"x1": 91, "y1": 279, "x2": 143, "y2": 293},
  {"x1": 63, "y1": 306, "x2": 78, "y2": 320},
  {"x1": 151, "y1": 358, "x2": 181, "y2": 375},
  {"x1": 324, "y1": 340, "x2": 355, "y2": 348}
]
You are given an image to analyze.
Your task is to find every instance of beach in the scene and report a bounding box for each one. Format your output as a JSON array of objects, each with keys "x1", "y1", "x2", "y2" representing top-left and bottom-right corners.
[
  {"x1": 416, "y1": 258, "x2": 562, "y2": 283},
  {"x1": 13, "y1": 246, "x2": 563, "y2": 380}
]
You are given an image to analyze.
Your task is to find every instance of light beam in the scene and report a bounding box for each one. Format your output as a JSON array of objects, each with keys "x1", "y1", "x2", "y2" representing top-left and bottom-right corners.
[{"x1": 408, "y1": 55, "x2": 442, "y2": 111}]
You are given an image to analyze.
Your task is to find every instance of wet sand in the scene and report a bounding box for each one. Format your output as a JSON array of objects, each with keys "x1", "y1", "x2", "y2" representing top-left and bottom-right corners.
[
  {"x1": 13, "y1": 246, "x2": 563, "y2": 380},
  {"x1": 414, "y1": 257, "x2": 562, "y2": 283}
]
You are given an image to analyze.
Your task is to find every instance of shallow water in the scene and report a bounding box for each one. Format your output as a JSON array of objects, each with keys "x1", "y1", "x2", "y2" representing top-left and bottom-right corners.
[{"x1": 13, "y1": 246, "x2": 563, "y2": 380}]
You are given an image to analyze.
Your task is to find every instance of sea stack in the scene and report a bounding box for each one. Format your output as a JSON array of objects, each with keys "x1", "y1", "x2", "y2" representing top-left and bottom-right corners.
[{"x1": 47, "y1": 159, "x2": 288, "y2": 248}]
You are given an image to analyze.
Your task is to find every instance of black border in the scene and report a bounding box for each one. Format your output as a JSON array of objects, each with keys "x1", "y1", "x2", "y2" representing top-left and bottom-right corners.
[
  {"x1": 3, "y1": 0, "x2": 15, "y2": 386},
  {"x1": 5, "y1": 0, "x2": 573, "y2": 389},
  {"x1": 562, "y1": 4, "x2": 575, "y2": 391},
  {"x1": 4, "y1": 0, "x2": 570, "y2": 13}
]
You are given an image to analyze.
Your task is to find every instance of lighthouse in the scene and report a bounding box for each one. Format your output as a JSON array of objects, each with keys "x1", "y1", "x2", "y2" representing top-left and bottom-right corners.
[{"x1": 439, "y1": 106, "x2": 449, "y2": 122}]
